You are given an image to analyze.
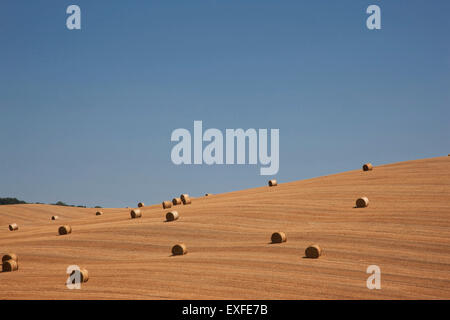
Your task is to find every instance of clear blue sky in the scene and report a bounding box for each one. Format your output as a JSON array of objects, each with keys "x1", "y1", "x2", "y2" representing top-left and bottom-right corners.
[{"x1": 1, "y1": 1, "x2": 449, "y2": 208}]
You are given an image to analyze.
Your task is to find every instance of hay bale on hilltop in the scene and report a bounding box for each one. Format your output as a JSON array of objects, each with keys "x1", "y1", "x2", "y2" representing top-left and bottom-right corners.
[
  {"x1": 271, "y1": 232, "x2": 287, "y2": 243},
  {"x1": 172, "y1": 198, "x2": 182, "y2": 205},
  {"x1": 58, "y1": 225, "x2": 72, "y2": 235},
  {"x1": 356, "y1": 197, "x2": 369, "y2": 208},
  {"x1": 205, "y1": 193, "x2": 212, "y2": 196},
  {"x1": 172, "y1": 243, "x2": 187, "y2": 256},
  {"x1": 362, "y1": 163, "x2": 373, "y2": 171},
  {"x1": 305, "y1": 244, "x2": 322, "y2": 259},
  {"x1": 166, "y1": 211, "x2": 179, "y2": 222},
  {"x1": 268, "y1": 179, "x2": 277, "y2": 187},
  {"x1": 2, "y1": 253, "x2": 18, "y2": 263},
  {"x1": 51, "y1": 216, "x2": 59, "y2": 220},
  {"x1": 8, "y1": 223, "x2": 18, "y2": 231},
  {"x1": 181, "y1": 194, "x2": 191, "y2": 205},
  {"x1": 2, "y1": 259, "x2": 18, "y2": 272},
  {"x1": 130, "y1": 209, "x2": 142, "y2": 219},
  {"x1": 162, "y1": 201, "x2": 172, "y2": 209},
  {"x1": 138, "y1": 202, "x2": 144, "y2": 208},
  {"x1": 96, "y1": 211, "x2": 103, "y2": 216}
]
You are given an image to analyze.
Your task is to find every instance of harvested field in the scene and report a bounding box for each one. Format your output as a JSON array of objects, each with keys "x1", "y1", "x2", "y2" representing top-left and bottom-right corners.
[{"x1": 0, "y1": 156, "x2": 449, "y2": 299}]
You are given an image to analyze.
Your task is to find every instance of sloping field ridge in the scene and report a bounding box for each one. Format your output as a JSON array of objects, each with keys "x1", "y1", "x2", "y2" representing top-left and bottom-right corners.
[{"x1": 0, "y1": 156, "x2": 449, "y2": 299}]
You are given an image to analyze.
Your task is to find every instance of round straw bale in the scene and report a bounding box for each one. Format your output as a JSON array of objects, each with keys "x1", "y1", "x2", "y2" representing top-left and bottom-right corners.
[
  {"x1": 51, "y1": 216, "x2": 58, "y2": 220},
  {"x1": 70, "y1": 268, "x2": 89, "y2": 283},
  {"x1": 95, "y1": 211, "x2": 103, "y2": 216},
  {"x1": 362, "y1": 163, "x2": 373, "y2": 171},
  {"x1": 356, "y1": 197, "x2": 369, "y2": 208},
  {"x1": 58, "y1": 225, "x2": 72, "y2": 235},
  {"x1": 2, "y1": 253, "x2": 18, "y2": 263},
  {"x1": 268, "y1": 179, "x2": 278, "y2": 187},
  {"x1": 166, "y1": 211, "x2": 179, "y2": 222},
  {"x1": 172, "y1": 243, "x2": 187, "y2": 256},
  {"x1": 130, "y1": 209, "x2": 142, "y2": 219},
  {"x1": 180, "y1": 194, "x2": 191, "y2": 204},
  {"x1": 305, "y1": 244, "x2": 322, "y2": 258},
  {"x1": 138, "y1": 202, "x2": 144, "y2": 208},
  {"x1": 205, "y1": 193, "x2": 212, "y2": 196},
  {"x1": 8, "y1": 223, "x2": 18, "y2": 231},
  {"x1": 162, "y1": 201, "x2": 172, "y2": 209},
  {"x1": 2, "y1": 259, "x2": 18, "y2": 272},
  {"x1": 79, "y1": 268, "x2": 89, "y2": 282},
  {"x1": 271, "y1": 231, "x2": 287, "y2": 243},
  {"x1": 172, "y1": 198, "x2": 182, "y2": 205}
]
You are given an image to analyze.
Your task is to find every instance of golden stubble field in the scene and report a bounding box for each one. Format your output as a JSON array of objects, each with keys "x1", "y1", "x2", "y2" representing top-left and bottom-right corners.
[{"x1": 1, "y1": 156, "x2": 449, "y2": 299}]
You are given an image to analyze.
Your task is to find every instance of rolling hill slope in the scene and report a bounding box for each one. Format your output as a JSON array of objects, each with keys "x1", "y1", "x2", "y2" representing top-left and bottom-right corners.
[{"x1": 1, "y1": 156, "x2": 449, "y2": 299}]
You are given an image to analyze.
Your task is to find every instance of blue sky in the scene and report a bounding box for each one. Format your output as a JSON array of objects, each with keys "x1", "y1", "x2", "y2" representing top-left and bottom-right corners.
[{"x1": 1, "y1": 1, "x2": 449, "y2": 207}]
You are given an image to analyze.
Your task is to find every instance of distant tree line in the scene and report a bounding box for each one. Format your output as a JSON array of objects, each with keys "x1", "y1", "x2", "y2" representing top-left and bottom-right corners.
[
  {"x1": 0, "y1": 197, "x2": 27, "y2": 205},
  {"x1": 0, "y1": 197, "x2": 102, "y2": 208},
  {"x1": 52, "y1": 201, "x2": 101, "y2": 208}
]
